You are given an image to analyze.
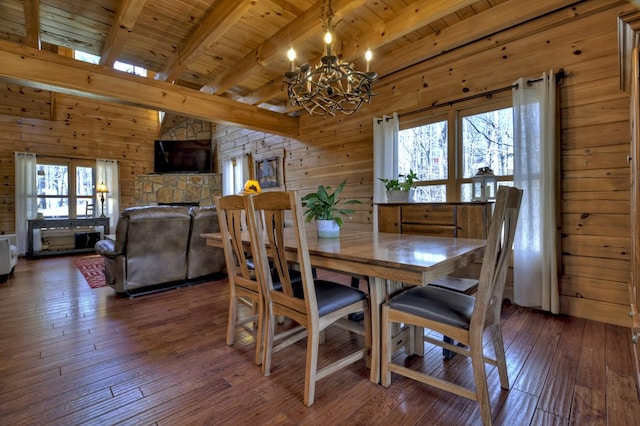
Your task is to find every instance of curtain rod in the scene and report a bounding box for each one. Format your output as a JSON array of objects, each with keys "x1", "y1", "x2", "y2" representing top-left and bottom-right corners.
[{"x1": 390, "y1": 68, "x2": 565, "y2": 120}]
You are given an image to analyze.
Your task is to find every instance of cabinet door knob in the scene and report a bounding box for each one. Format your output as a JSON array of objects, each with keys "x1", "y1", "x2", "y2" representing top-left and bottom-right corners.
[{"x1": 633, "y1": 334, "x2": 639, "y2": 344}]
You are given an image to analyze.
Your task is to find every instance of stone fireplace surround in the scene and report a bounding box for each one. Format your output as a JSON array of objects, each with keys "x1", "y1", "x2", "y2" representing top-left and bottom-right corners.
[{"x1": 134, "y1": 173, "x2": 222, "y2": 207}]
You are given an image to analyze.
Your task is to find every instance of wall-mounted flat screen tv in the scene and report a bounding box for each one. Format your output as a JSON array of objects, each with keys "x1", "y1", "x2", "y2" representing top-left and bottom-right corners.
[{"x1": 154, "y1": 139, "x2": 212, "y2": 173}]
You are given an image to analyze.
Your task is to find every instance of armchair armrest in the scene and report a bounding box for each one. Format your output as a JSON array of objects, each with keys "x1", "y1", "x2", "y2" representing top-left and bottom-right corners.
[{"x1": 94, "y1": 239, "x2": 120, "y2": 259}]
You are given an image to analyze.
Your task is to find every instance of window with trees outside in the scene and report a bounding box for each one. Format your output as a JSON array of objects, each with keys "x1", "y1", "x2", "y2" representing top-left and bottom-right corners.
[
  {"x1": 399, "y1": 97, "x2": 514, "y2": 202},
  {"x1": 36, "y1": 158, "x2": 96, "y2": 219}
]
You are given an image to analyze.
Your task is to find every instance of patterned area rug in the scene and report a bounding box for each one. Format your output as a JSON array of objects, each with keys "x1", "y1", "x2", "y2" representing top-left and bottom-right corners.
[{"x1": 73, "y1": 255, "x2": 106, "y2": 289}]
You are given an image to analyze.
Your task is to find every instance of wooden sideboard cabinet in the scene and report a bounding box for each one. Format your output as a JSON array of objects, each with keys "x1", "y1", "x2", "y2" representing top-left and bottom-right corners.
[
  {"x1": 27, "y1": 218, "x2": 110, "y2": 258},
  {"x1": 377, "y1": 202, "x2": 493, "y2": 239}
]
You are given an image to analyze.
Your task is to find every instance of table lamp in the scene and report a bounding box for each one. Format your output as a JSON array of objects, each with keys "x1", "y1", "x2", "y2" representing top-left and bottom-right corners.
[{"x1": 96, "y1": 182, "x2": 109, "y2": 217}]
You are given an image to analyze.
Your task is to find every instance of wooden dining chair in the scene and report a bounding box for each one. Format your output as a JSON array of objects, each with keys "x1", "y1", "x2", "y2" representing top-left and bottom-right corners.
[
  {"x1": 380, "y1": 186, "x2": 522, "y2": 426},
  {"x1": 216, "y1": 195, "x2": 265, "y2": 366},
  {"x1": 244, "y1": 191, "x2": 370, "y2": 406},
  {"x1": 217, "y1": 194, "x2": 305, "y2": 372}
]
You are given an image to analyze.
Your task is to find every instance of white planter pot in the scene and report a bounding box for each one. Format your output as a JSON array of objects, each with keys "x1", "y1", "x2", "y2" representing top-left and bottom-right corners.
[
  {"x1": 385, "y1": 190, "x2": 411, "y2": 203},
  {"x1": 316, "y1": 219, "x2": 340, "y2": 238}
]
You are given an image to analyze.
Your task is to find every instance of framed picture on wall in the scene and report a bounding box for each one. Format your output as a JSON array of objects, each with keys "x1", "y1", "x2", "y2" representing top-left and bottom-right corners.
[{"x1": 255, "y1": 149, "x2": 284, "y2": 190}]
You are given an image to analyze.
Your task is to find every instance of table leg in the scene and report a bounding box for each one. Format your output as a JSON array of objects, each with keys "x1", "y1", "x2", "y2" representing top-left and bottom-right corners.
[{"x1": 368, "y1": 276, "x2": 384, "y2": 384}]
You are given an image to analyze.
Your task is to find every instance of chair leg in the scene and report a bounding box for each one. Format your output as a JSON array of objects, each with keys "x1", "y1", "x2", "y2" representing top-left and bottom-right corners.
[
  {"x1": 261, "y1": 308, "x2": 276, "y2": 376},
  {"x1": 254, "y1": 300, "x2": 264, "y2": 367},
  {"x1": 491, "y1": 324, "x2": 510, "y2": 390},
  {"x1": 348, "y1": 276, "x2": 365, "y2": 322},
  {"x1": 380, "y1": 305, "x2": 392, "y2": 387},
  {"x1": 226, "y1": 294, "x2": 238, "y2": 346},
  {"x1": 304, "y1": 326, "x2": 320, "y2": 406},
  {"x1": 471, "y1": 345, "x2": 492, "y2": 426}
]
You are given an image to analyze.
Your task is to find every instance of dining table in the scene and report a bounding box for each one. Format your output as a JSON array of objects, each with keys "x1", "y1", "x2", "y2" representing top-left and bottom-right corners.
[{"x1": 202, "y1": 225, "x2": 486, "y2": 384}]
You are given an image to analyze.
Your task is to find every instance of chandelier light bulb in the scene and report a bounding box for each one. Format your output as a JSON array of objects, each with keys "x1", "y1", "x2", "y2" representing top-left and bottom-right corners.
[
  {"x1": 324, "y1": 30, "x2": 332, "y2": 45},
  {"x1": 365, "y1": 49, "x2": 372, "y2": 72},
  {"x1": 287, "y1": 47, "x2": 296, "y2": 72}
]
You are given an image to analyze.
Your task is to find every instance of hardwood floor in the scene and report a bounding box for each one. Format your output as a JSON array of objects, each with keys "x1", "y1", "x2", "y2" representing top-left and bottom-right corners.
[{"x1": 1, "y1": 255, "x2": 640, "y2": 425}]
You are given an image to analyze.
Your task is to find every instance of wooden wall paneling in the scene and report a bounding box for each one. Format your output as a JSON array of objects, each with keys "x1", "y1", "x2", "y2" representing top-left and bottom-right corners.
[
  {"x1": 560, "y1": 296, "x2": 630, "y2": 328},
  {"x1": 562, "y1": 212, "x2": 630, "y2": 238},
  {"x1": 0, "y1": 91, "x2": 160, "y2": 235},
  {"x1": 562, "y1": 144, "x2": 631, "y2": 171},
  {"x1": 562, "y1": 121, "x2": 629, "y2": 150},
  {"x1": 563, "y1": 198, "x2": 630, "y2": 215},
  {"x1": 562, "y1": 179, "x2": 629, "y2": 197},
  {"x1": 0, "y1": 83, "x2": 53, "y2": 120},
  {"x1": 561, "y1": 274, "x2": 630, "y2": 306}
]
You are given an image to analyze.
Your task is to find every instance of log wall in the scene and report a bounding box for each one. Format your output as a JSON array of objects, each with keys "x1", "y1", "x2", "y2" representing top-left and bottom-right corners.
[
  {"x1": 0, "y1": 88, "x2": 158, "y2": 235},
  {"x1": 216, "y1": 0, "x2": 635, "y2": 327}
]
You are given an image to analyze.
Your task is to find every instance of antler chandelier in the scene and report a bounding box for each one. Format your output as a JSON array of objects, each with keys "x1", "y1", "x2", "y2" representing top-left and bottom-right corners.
[{"x1": 284, "y1": 0, "x2": 377, "y2": 116}]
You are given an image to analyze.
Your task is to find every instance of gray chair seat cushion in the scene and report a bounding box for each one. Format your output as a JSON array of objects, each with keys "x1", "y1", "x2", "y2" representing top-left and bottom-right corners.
[
  {"x1": 294, "y1": 280, "x2": 367, "y2": 316},
  {"x1": 389, "y1": 286, "x2": 475, "y2": 329}
]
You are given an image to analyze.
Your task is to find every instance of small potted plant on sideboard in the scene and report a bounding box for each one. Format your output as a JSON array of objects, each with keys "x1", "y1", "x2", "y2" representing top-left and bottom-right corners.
[{"x1": 378, "y1": 169, "x2": 417, "y2": 202}]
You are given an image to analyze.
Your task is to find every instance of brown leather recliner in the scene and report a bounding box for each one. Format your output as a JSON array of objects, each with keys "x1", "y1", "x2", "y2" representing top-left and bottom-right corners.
[
  {"x1": 95, "y1": 205, "x2": 224, "y2": 295},
  {"x1": 187, "y1": 205, "x2": 226, "y2": 280}
]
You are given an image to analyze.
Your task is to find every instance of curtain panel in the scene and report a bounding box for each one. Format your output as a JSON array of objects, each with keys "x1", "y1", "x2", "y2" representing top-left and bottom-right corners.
[
  {"x1": 96, "y1": 159, "x2": 120, "y2": 229},
  {"x1": 222, "y1": 156, "x2": 249, "y2": 196},
  {"x1": 373, "y1": 113, "x2": 399, "y2": 229},
  {"x1": 512, "y1": 71, "x2": 560, "y2": 314},
  {"x1": 14, "y1": 152, "x2": 37, "y2": 255}
]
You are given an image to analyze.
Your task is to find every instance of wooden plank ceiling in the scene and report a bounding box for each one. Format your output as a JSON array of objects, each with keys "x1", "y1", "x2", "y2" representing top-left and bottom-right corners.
[{"x1": 0, "y1": 0, "x2": 563, "y2": 131}]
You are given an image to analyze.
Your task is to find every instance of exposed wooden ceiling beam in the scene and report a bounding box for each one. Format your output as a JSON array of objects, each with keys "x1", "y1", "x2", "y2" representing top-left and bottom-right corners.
[
  {"x1": 205, "y1": 0, "x2": 368, "y2": 95},
  {"x1": 246, "y1": 0, "x2": 584, "y2": 106},
  {"x1": 155, "y1": 0, "x2": 254, "y2": 83},
  {"x1": 0, "y1": 40, "x2": 298, "y2": 137},
  {"x1": 22, "y1": 0, "x2": 41, "y2": 49},
  {"x1": 99, "y1": 0, "x2": 148, "y2": 67}
]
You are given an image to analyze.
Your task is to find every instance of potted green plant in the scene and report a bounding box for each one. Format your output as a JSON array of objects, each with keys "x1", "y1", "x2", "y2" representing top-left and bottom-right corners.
[
  {"x1": 301, "y1": 179, "x2": 362, "y2": 238},
  {"x1": 378, "y1": 169, "x2": 417, "y2": 202}
]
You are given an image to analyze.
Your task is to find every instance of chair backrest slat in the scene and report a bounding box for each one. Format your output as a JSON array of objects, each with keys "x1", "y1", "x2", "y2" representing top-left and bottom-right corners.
[{"x1": 472, "y1": 186, "x2": 523, "y2": 332}]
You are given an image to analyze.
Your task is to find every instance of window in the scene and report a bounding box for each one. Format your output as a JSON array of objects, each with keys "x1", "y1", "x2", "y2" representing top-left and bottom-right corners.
[
  {"x1": 74, "y1": 50, "x2": 100, "y2": 64},
  {"x1": 73, "y1": 51, "x2": 147, "y2": 77},
  {"x1": 399, "y1": 97, "x2": 514, "y2": 202},
  {"x1": 36, "y1": 158, "x2": 96, "y2": 218},
  {"x1": 114, "y1": 61, "x2": 147, "y2": 77}
]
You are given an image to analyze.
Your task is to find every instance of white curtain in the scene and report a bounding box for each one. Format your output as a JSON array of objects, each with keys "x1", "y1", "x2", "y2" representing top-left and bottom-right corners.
[
  {"x1": 222, "y1": 156, "x2": 249, "y2": 195},
  {"x1": 14, "y1": 152, "x2": 37, "y2": 255},
  {"x1": 373, "y1": 113, "x2": 399, "y2": 229},
  {"x1": 512, "y1": 71, "x2": 559, "y2": 313},
  {"x1": 96, "y1": 159, "x2": 120, "y2": 230}
]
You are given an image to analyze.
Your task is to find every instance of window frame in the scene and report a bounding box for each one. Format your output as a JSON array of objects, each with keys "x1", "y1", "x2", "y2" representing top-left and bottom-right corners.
[
  {"x1": 399, "y1": 93, "x2": 513, "y2": 202},
  {"x1": 36, "y1": 157, "x2": 97, "y2": 219}
]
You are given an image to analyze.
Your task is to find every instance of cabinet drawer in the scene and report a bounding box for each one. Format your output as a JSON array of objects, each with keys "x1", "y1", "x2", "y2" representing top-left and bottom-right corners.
[
  {"x1": 402, "y1": 224, "x2": 456, "y2": 236},
  {"x1": 401, "y1": 205, "x2": 455, "y2": 225}
]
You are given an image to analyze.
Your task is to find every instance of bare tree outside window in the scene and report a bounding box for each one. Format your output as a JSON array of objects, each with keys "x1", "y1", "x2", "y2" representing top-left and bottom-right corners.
[
  {"x1": 399, "y1": 104, "x2": 513, "y2": 202},
  {"x1": 399, "y1": 120, "x2": 448, "y2": 202},
  {"x1": 36, "y1": 160, "x2": 95, "y2": 218}
]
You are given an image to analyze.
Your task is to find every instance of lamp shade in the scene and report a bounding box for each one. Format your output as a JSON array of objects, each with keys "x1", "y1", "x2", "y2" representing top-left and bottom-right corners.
[
  {"x1": 96, "y1": 182, "x2": 109, "y2": 193},
  {"x1": 241, "y1": 180, "x2": 261, "y2": 194}
]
